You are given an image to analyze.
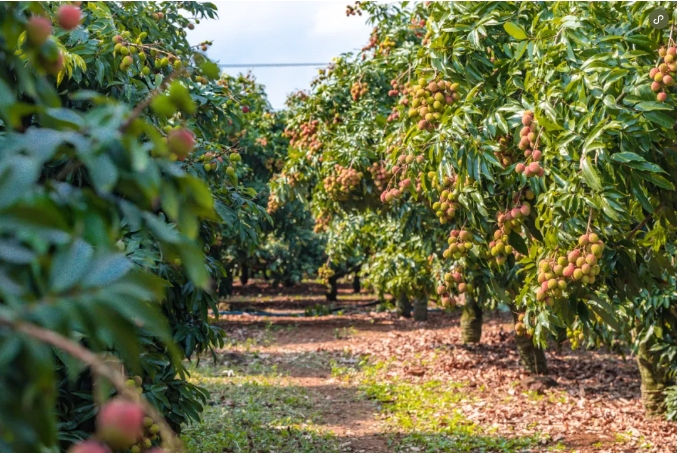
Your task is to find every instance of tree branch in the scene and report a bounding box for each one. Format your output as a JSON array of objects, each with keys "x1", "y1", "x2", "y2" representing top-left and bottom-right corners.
[
  {"x1": 0, "y1": 317, "x2": 183, "y2": 452},
  {"x1": 120, "y1": 68, "x2": 185, "y2": 133}
]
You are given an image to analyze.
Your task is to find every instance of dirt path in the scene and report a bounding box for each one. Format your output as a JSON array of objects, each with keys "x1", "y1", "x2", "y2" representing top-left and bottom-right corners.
[{"x1": 193, "y1": 281, "x2": 676, "y2": 453}]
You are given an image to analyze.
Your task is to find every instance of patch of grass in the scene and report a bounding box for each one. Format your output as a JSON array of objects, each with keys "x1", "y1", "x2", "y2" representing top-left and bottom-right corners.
[
  {"x1": 181, "y1": 367, "x2": 341, "y2": 453},
  {"x1": 348, "y1": 361, "x2": 542, "y2": 453},
  {"x1": 333, "y1": 326, "x2": 357, "y2": 339}
]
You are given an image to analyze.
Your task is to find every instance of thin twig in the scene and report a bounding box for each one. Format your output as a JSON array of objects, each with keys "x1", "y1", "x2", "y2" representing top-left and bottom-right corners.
[
  {"x1": 0, "y1": 317, "x2": 183, "y2": 452},
  {"x1": 625, "y1": 206, "x2": 660, "y2": 240},
  {"x1": 586, "y1": 207, "x2": 593, "y2": 233},
  {"x1": 120, "y1": 68, "x2": 185, "y2": 133}
]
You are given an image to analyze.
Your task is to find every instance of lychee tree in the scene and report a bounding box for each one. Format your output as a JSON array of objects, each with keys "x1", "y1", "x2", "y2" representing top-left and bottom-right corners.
[
  {"x1": 0, "y1": 2, "x2": 273, "y2": 450},
  {"x1": 269, "y1": 3, "x2": 447, "y2": 312},
  {"x1": 390, "y1": 1, "x2": 676, "y2": 415}
]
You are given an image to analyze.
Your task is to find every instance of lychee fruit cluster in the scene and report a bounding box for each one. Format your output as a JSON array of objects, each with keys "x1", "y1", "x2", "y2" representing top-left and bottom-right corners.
[
  {"x1": 350, "y1": 81, "x2": 369, "y2": 101},
  {"x1": 387, "y1": 107, "x2": 400, "y2": 122},
  {"x1": 68, "y1": 392, "x2": 167, "y2": 453},
  {"x1": 494, "y1": 135, "x2": 515, "y2": 167},
  {"x1": 437, "y1": 268, "x2": 471, "y2": 304},
  {"x1": 650, "y1": 46, "x2": 676, "y2": 102},
  {"x1": 406, "y1": 78, "x2": 460, "y2": 131},
  {"x1": 362, "y1": 27, "x2": 379, "y2": 51},
  {"x1": 497, "y1": 202, "x2": 530, "y2": 234},
  {"x1": 431, "y1": 189, "x2": 460, "y2": 224},
  {"x1": 24, "y1": 6, "x2": 82, "y2": 76},
  {"x1": 377, "y1": 36, "x2": 396, "y2": 56},
  {"x1": 488, "y1": 230, "x2": 513, "y2": 265},
  {"x1": 318, "y1": 263, "x2": 335, "y2": 283},
  {"x1": 514, "y1": 313, "x2": 528, "y2": 336},
  {"x1": 513, "y1": 111, "x2": 544, "y2": 178},
  {"x1": 313, "y1": 213, "x2": 331, "y2": 233},
  {"x1": 368, "y1": 162, "x2": 392, "y2": 192},
  {"x1": 283, "y1": 120, "x2": 322, "y2": 153},
  {"x1": 535, "y1": 233, "x2": 605, "y2": 304},
  {"x1": 443, "y1": 229, "x2": 474, "y2": 259},
  {"x1": 345, "y1": 1, "x2": 363, "y2": 16},
  {"x1": 323, "y1": 165, "x2": 362, "y2": 201}
]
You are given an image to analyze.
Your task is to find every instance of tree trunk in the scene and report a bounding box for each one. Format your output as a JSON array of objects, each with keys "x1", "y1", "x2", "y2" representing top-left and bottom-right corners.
[
  {"x1": 637, "y1": 338, "x2": 669, "y2": 417},
  {"x1": 352, "y1": 274, "x2": 361, "y2": 293},
  {"x1": 239, "y1": 264, "x2": 249, "y2": 285},
  {"x1": 509, "y1": 305, "x2": 548, "y2": 374},
  {"x1": 413, "y1": 296, "x2": 428, "y2": 321},
  {"x1": 326, "y1": 275, "x2": 338, "y2": 301},
  {"x1": 460, "y1": 293, "x2": 482, "y2": 343},
  {"x1": 396, "y1": 293, "x2": 411, "y2": 318}
]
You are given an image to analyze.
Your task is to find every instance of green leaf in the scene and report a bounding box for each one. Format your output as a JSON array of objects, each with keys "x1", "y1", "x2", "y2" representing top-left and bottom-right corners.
[
  {"x1": 81, "y1": 254, "x2": 133, "y2": 288},
  {"x1": 580, "y1": 158, "x2": 602, "y2": 191},
  {"x1": 49, "y1": 239, "x2": 93, "y2": 293},
  {"x1": 587, "y1": 295, "x2": 621, "y2": 332},
  {"x1": 503, "y1": 22, "x2": 528, "y2": 40},
  {"x1": 179, "y1": 243, "x2": 209, "y2": 289}
]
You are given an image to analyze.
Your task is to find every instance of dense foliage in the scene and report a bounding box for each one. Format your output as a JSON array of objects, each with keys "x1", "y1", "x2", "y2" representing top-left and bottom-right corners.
[
  {"x1": 0, "y1": 2, "x2": 286, "y2": 451},
  {"x1": 270, "y1": 1, "x2": 677, "y2": 418}
]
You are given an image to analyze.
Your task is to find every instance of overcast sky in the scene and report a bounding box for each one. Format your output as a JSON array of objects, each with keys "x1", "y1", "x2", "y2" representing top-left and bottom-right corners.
[{"x1": 186, "y1": 2, "x2": 372, "y2": 110}]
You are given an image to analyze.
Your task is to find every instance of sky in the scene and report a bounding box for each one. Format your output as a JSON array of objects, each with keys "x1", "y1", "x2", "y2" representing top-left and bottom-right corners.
[{"x1": 186, "y1": 2, "x2": 373, "y2": 110}]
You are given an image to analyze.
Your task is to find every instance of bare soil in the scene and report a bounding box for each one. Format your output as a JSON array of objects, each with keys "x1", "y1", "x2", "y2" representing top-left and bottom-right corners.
[{"x1": 214, "y1": 280, "x2": 676, "y2": 453}]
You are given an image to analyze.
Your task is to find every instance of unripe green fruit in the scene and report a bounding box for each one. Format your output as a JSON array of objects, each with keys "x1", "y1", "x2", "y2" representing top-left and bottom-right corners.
[
  {"x1": 229, "y1": 153, "x2": 242, "y2": 162},
  {"x1": 203, "y1": 163, "x2": 211, "y2": 171},
  {"x1": 504, "y1": 245, "x2": 513, "y2": 254},
  {"x1": 557, "y1": 279, "x2": 567, "y2": 290},
  {"x1": 433, "y1": 100, "x2": 442, "y2": 110},
  {"x1": 434, "y1": 92, "x2": 444, "y2": 102},
  {"x1": 142, "y1": 66, "x2": 150, "y2": 75},
  {"x1": 557, "y1": 256, "x2": 568, "y2": 267},
  {"x1": 149, "y1": 424, "x2": 160, "y2": 435},
  {"x1": 581, "y1": 275, "x2": 590, "y2": 284},
  {"x1": 553, "y1": 265, "x2": 563, "y2": 276},
  {"x1": 575, "y1": 257, "x2": 585, "y2": 267},
  {"x1": 130, "y1": 446, "x2": 141, "y2": 453},
  {"x1": 588, "y1": 233, "x2": 599, "y2": 243},
  {"x1": 581, "y1": 263, "x2": 591, "y2": 275},
  {"x1": 125, "y1": 379, "x2": 136, "y2": 388},
  {"x1": 592, "y1": 265, "x2": 600, "y2": 276},
  {"x1": 161, "y1": 57, "x2": 169, "y2": 66},
  {"x1": 120, "y1": 46, "x2": 130, "y2": 56},
  {"x1": 122, "y1": 56, "x2": 133, "y2": 66},
  {"x1": 571, "y1": 269, "x2": 582, "y2": 280}
]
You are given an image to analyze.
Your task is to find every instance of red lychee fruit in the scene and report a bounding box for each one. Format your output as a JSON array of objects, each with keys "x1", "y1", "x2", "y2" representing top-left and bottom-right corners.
[
  {"x1": 57, "y1": 5, "x2": 81, "y2": 31},
  {"x1": 515, "y1": 163, "x2": 525, "y2": 174},
  {"x1": 26, "y1": 16, "x2": 53, "y2": 46},
  {"x1": 531, "y1": 150, "x2": 542, "y2": 161},
  {"x1": 242, "y1": 105, "x2": 250, "y2": 113},
  {"x1": 96, "y1": 399, "x2": 144, "y2": 449},
  {"x1": 167, "y1": 128, "x2": 195, "y2": 157},
  {"x1": 657, "y1": 92, "x2": 667, "y2": 102}
]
